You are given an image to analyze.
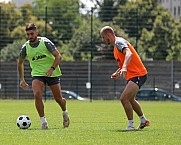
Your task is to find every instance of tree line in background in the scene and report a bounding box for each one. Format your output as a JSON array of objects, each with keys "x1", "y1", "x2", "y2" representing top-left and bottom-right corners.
[{"x1": 0, "y1": 0, "x2": 181, "y2": 62}]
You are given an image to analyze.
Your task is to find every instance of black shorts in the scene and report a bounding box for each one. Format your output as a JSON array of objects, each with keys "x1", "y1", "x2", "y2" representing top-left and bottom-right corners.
[
  {"x1": 127, "y1": 74, "x2": 147, "y2": 88},
  {"x1": 32, "y1": 76, "x2": 60, "y2": 86}
]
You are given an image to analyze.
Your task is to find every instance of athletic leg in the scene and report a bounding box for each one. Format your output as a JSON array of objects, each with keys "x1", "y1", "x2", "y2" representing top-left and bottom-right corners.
[
  {"x1": 120, "y1": 81, "x2": 139, "y2": 120},
  {"x1": 130, "y1": 96, "x2": 150, "y2": 129},
  {"x1": 49, "y1": 84, "x2": 66, "y2": 111},
  {"x1": 49, "y1": 83, "x2": 70, "y2": 128},
  {"x1": 32, "y1": 79, "x2": 48, "y2": 129},
  {"x1": 120, "y1": 81, "x2": 139, "y2": 130},
  {"x1": 32, "y1": 79, "x2": 45, "y2": 117},
  {"x1": 130, "y1": 95, "x2": 144, "y2": 117},
  {"x1": 128, "y1": 75, "x2": 150, "y2": 129}
]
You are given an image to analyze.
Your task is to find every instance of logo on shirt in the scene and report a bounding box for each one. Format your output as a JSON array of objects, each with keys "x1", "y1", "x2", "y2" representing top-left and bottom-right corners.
[{"x1": 32, "y1": 55, "x2": 46, "y2": 61}]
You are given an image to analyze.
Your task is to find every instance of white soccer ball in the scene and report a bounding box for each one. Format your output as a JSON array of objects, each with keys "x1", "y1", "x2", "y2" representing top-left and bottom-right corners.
[{"x1": 16, "y1": 115, "x2": 31, "y2": 129}]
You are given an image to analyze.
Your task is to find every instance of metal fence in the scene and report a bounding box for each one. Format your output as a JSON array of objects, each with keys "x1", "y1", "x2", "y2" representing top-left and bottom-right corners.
[
  {"x1": 0, "y1": 61, "x2": 181, "y2": 100},
  {"x1": 0, "y1": 3, "x2": 181, "y2": 99}
]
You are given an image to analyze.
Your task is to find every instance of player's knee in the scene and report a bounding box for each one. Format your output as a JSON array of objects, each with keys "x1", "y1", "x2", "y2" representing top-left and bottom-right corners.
[
  {"x1": 120, "y1": 95, "x2": 129, "y2": 104},
  {"x1": 55, "y1": 97, "x2": 66, "y2": 105},
  {"x1": 34, "y1": 92, "x2": 42, "y2": 99}
]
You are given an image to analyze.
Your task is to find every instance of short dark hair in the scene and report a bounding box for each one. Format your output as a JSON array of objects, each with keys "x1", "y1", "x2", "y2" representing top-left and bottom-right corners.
[{"x1": 25, "y1": 23, "x2": 37, "y2": 31}]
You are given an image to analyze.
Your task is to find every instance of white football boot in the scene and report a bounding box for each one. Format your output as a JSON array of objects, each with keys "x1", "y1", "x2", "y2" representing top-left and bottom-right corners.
[
  {"x1": 125, "y1": 126, "x2": 135, "y2": 131},
  {"x1": 41, "y1": 122, "x2": 48, "y2": 129},
  {"x1": 63, "y1": 111, "x2": 70, "y2": 128}
]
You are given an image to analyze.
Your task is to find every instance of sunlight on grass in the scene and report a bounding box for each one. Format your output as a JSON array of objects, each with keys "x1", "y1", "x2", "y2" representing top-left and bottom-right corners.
[{"x1": 0, "y1": 100, "x2": 180, "y2": 145}]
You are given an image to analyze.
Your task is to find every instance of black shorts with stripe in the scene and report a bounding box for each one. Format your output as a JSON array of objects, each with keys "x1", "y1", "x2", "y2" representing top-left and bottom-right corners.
[
  {"x1": 127, "y1": 74, "x2": 147, "y2": 88},
  {"x1": 32, "y1": 76, "x2": 60, "y2": 86}
]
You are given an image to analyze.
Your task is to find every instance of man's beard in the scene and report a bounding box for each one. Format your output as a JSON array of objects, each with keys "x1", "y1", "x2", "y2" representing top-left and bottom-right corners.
[{"x1": 29, "y1": 37, "x2": 37, "y2": 43}]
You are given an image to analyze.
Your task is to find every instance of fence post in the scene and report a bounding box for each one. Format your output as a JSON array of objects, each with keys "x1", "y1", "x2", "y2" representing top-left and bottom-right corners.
[
  {"x1": 5, "y1": 79, "x2": 7, "y2": 99},
  {"x1": 171, "y1": 60, "x2": 174, "y2": 94},
  {"x1": 89, "y1": 7, "x2": 93, "y2": 102},
  {"x1": 87, "y1": 59, "x2": 91, "y2": 99},
  {"x1": 114, "y1": 80, "x2": 116, "y2": 99},
  {"x1": 0, "y1": 6, "x2": 2, "y2": 85},
  {"x1": 76, "y1": 77, "x2": 79, "y2": 97},
  {"x1": 17, "y1": 61, "x2": 19, "y2": 99},
  {"x1": 45, "y1": 5, "x2": 47, "y2": 36},
  {"x1": 135, "y1": 8, "x2": 138, "y2": 52}
]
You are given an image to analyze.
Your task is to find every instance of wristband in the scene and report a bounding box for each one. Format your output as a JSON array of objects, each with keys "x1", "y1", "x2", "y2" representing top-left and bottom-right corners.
[{"x1": 51, "y1": 66, "x2": 55, "y2": 70}]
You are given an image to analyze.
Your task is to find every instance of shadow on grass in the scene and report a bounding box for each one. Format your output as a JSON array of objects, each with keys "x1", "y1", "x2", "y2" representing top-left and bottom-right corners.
[
  {"x1": 28, "y1": 127, "x2": 61, "y2": 130},
  {"x1": 115, "y1": 129, "x2": 147, "y2": 132}
]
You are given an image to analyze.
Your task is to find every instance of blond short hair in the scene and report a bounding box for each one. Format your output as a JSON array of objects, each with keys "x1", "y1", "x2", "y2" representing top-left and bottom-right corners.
[{"x1": 100, "y1": 26, "x2": 114, "y2": 35}]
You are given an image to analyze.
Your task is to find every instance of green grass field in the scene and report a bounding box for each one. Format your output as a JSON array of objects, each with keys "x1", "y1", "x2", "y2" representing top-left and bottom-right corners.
[{"x1": 0, "y1": 100, "x2": 180, "y2": 145}]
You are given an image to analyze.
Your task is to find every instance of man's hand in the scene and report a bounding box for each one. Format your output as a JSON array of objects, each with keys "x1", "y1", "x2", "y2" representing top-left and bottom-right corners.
[
  {"x1": 20, "y1": 80, "x2": 29, "y2": 90},
  {"x1": 111, "y1": 72, "x2": 119, "y2": 80},
  {"x1": 111, "y1": 67, "x2": 127, "y2": 80},
  {"x1": 45, "y1": 68, "x2": 54, "y2": 77},
  {"x1": 119, "y1": 67, "x2": 127, "y2": 78}
]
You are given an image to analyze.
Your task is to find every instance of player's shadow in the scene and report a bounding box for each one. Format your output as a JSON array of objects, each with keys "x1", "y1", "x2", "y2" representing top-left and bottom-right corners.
[
  {"x1": 115, "y1": 129, "x2": 145, "y2": 132},
  {"x1": 28, "y1": 127, "x2": 61, "y2": 130}
]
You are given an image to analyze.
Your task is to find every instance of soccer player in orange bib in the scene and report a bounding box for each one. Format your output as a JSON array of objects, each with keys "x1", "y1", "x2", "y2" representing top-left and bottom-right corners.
[{"x1": 100, "y1": 26, "x2": 150, "y2": 131}]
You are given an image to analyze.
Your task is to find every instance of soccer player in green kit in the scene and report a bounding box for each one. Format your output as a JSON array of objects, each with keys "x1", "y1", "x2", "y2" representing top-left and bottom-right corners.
[{"x1": 17, "y1": 23, "x2": 70, "y2": 129}]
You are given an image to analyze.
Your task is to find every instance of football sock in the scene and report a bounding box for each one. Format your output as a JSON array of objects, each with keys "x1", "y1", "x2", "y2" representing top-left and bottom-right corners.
[
  {"x1": 63, "y1": 110, "x2": 68, "y2": 115},
  {"x1": 139, "y1": 114, "x2": 146, "y2": 123},
  {"x1": 40, "y1": 116, "x2": 47, "y2": 124},
  {"x1": 128, "y1": 120, "x2": 134, "y2": 127}
]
